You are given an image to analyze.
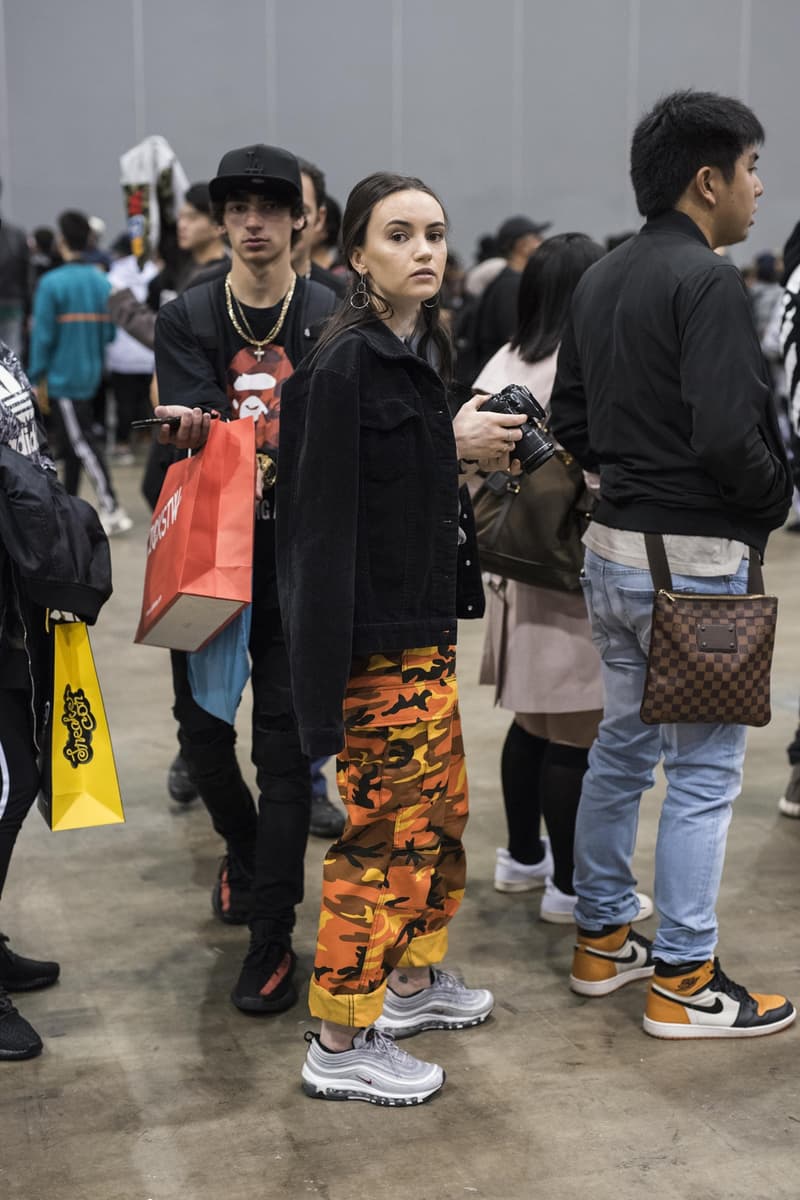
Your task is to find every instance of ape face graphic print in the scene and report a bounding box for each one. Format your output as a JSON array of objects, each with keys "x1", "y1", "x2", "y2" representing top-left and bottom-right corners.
[{"x1": 226, "y1": 343, "x2": 293, "y2": 456}]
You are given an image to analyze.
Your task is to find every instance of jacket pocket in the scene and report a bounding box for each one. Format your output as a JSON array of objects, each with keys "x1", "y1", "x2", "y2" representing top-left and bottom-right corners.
[{"x1": 360, "y1": 398, "x2": 419, "y2": 482}]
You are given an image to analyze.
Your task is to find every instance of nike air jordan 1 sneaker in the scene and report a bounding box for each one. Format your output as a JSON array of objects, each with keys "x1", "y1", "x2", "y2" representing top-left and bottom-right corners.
[
  {"x1": 643, "y1": 958, "x2": 796, "y2": 1039},
  {"x1": 570, "y1": 924, "x2": 654, "y2": 996}
]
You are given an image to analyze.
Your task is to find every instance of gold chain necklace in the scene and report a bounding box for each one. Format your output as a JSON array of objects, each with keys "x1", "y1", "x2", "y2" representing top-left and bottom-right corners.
[{"x1": 224, "y1": 272, "x2": 296, "y2": 361}]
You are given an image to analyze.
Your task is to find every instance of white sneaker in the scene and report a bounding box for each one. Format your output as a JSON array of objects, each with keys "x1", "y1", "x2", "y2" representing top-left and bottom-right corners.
[
  {"x1": 778, "y1": 762, "x2": 800, "y2": 817},
  {"x1": 540, "y1": 880, "x2": 655, "y2": 925},
  {"x1": 494, "y1": 840, "x2": 553, "y2": 893},
  {"x1": 100, "y1": 506, "x2": 133, "y2": 536},
  {"x1": 301, "y1": 1027, "x2": 444, "y2": 1106},
  {"x1": 374, "y1": 968, "x2": 494, "y2": 1039}
]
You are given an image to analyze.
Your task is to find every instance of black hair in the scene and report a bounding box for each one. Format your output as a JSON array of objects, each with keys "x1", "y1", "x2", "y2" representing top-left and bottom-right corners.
[
  {"x1": 297, "y1": 159, "x2": 326, "y2": 211},
  {"x1": 58, "y1": 209, "x2": 91, "y2": 252},
  {"x1": 630, "y1": 89, "x2": 764, "y2": 218},
  {"x1": 754, "y1": 252, "x2": 777, "y2": 283},
  {"x1": 510, "y1": 233, "x2": 605, "y2": 365},
  {"x1": 33, "y1": 226, "x2": 56, "y2": 256},
  {"x1": 210, "y1": 184, "x2": 304, "y2": 231},
  {"x1": 312, "y1": 171, "x2": 453, "y2": 381},
  {"x1": 183, "y1": 182, "x2": 211, "y2": 216},
  {"x1": 321, "y1": 193, "x2": 341, "y2": 251},
  {"x1": 111, "y1": 232, "x2": 132, "y2": 257},
  {"x1": 476, "y1": 234, "x2": 498, "y2": 263}
]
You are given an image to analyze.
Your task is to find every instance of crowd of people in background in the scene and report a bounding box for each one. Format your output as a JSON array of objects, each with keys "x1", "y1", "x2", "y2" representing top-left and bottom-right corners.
[{"x1": 1, "y1": 88, "x2": 800, "y2": 1101}]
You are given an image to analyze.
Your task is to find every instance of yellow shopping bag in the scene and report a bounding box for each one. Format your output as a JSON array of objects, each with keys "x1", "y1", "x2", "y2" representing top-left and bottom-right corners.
[{"x1": 38, "y1": 621, "x2": 125, "y2": 831}]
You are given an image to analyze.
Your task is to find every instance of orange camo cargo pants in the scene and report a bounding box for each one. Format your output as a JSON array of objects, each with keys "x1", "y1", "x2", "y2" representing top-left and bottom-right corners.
[{"x1": 308, "y1": 645, "x2": 468, "y2": 1027}]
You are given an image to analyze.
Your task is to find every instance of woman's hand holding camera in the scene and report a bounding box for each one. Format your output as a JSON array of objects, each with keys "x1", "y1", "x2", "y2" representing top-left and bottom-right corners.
[{"x1": 452, "y1": 394, "x2": 526, "y2": 474}]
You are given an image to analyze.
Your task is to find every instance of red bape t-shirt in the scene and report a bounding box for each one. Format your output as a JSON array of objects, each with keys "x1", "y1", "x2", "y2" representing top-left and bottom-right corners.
[{"x1": 226, "y1": 342, "x2": 293, "y2": 459}]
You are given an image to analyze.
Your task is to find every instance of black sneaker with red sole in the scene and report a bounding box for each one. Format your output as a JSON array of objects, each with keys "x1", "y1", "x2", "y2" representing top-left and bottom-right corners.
[{"x1": 231, "y1": 935, "x2": 298, "y2": 1014}]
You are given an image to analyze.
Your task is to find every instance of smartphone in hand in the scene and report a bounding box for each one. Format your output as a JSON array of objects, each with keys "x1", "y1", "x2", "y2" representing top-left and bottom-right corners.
[
  {"x1": 130, "y1": 412, "x2": 220, "y2": 432},
  {"x1": 130, "y1": 416, "x2": 183, "y2": 431}
]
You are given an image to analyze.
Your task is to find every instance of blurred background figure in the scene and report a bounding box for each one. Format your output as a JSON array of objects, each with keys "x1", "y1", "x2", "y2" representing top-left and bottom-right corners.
[
  {"x1": 0, "y1": 180, "x2": 30, "y2": 360},
  {"x1": 471, "y1": 214, "x2": 551, "y2": 372},
  {"x1": 27, "y1": 209, "x2": 131, "y2": 536},
  {"x1": 105, "y1": 235, "x2": 157, "y2": 465},
  {"x1": 311, "y1": 192, "x2": 344, "y2": 275},
  {"x1": 292, "y1": 159, "x2": 347, "y2": 298},
  {"x1": 29, "y1": 226, "x2": 61, "y2": 289}
]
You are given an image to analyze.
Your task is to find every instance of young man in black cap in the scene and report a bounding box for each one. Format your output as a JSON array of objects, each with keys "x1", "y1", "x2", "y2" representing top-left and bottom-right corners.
[
  {"x1": 154, "y1": 144, "x2": 338, "y2": 1014},
  {"x1": 473, "y1": 213, "x2": 550, "y2": 369}
]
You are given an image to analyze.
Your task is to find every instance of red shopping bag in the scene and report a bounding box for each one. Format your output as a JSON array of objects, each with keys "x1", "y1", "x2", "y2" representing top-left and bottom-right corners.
[{"x1": 135, "y1": 418, "x2": 255, "y2": 652}]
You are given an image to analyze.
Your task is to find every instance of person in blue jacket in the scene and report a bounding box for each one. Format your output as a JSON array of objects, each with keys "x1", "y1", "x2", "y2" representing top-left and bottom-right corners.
[{"x1": 28, "y1": 210, "x2": 131, "y2": 536}]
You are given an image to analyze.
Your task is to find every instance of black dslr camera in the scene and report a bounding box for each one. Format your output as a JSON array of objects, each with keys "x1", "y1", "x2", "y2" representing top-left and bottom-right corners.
[{"x1": 479, "y1": 384, "x2": 555, "y2": 474}]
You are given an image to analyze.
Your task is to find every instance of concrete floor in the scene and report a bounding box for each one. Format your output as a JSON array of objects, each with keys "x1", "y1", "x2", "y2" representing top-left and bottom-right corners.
[{"x1": 3, "y1": 461, "x2": 800, "y2": 1200}]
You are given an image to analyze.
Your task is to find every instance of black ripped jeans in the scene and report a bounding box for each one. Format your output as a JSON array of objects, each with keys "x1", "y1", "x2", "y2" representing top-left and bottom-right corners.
[{"x1": 171, "y1": 602, "x2": 311, "y2": 942}]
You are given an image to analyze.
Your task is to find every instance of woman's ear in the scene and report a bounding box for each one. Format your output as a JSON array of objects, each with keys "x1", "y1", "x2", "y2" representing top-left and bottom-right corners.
[{"x1": 350, "y1": 247, "x2": 366, "y2": 275}]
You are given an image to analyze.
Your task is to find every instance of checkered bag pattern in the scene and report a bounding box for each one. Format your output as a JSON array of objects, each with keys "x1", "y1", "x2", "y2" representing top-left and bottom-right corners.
[{"x1": 640, "y1": 591, "x2": 778, "y2": 727}]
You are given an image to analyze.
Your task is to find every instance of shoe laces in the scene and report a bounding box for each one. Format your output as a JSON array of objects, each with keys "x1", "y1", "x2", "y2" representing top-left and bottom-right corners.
[
  {"x1": 429, "y1": 968, "x2": 463, "y2": 993},
  {"x1": 0, "y1": 989, "x2": 15, "y2": 1018},
  {"x1": 364, "y1": 1026, "x2": 412, "y2": 1066},
  {"x1": 710, "y1": 958, "x2": 751, "y2": 1005},
  {"x1": 245, "y1": 933, "x2": 288, "y2": 971}
]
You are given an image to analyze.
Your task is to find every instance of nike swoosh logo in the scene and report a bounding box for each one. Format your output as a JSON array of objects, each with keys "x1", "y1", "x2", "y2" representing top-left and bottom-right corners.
[
  {"x1": 357, "y1": 1076, "x2": 373, "y2": 1086},
  {"x1": 586, "y1": 944, "x2": 639, "y2": 965},
  {"x1": 656, "y1": 990, "x2": 724, "y2": 1015}
]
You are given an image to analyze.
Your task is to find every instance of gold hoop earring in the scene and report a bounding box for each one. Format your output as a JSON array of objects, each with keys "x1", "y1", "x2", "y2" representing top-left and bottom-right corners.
[
  {"x1": 350, "y1": 272, "x2": 370, "y2": 310},
  {"x1": 422, "y1": 293, "x2": 440, "y2": 309}
]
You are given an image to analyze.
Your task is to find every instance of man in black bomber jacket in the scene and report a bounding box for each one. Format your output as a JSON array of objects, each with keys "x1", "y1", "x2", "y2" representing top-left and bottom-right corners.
[{"x1": 549, "y1": 90, "x2": 795, "y2": 1040}]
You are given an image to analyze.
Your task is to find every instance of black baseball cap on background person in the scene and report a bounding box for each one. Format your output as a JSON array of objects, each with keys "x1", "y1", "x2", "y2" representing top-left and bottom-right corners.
[
  {"x1": 208, "y1": 144, "x2": 302, "y2": 204},
  {"x1": 183, "y1": 182, "x2": 212, "y2": 214},
  {"x1": 496, "y1": 214, "x2": 551, "y2": 255}
]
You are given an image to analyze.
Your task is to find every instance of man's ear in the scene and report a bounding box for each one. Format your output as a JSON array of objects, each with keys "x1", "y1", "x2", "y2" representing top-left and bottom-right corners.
[
  {"x1": 694, "y1": 165, "x2": 719, "y2": 209},
  {"x1": 293, "y1": 213, "x2": 307, "y2": 233},
  {"x1": 316, "y1": 204, "x2": 328, "y2": 235}
]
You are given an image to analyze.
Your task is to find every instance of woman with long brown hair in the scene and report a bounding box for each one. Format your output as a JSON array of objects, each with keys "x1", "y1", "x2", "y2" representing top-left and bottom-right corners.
[{"x1": 277, "y1": 172, "x2": 525, "y2": 1105}]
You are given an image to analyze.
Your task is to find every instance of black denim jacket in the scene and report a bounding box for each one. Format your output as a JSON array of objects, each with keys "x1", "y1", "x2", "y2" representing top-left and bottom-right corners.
[{"x1": 276, "y1": 319, "x2": 484, "y2": 756}]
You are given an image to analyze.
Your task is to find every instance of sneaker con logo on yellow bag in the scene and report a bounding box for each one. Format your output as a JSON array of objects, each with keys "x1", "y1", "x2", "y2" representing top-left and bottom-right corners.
[{"x1": 38, "y1": 622, "x2": 125, "y2": 832}]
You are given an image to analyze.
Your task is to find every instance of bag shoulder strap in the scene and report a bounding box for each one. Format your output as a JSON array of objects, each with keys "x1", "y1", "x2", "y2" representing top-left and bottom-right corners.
[
  {"x1": 183, "y1": 281, "x2": 218, "y2": 351},
  {"x1": 644, "y1": 532, "x2": 764, "y2": 593},
  {"x1": 299, "y1": 277, "x2": 338, "y2": 335}
]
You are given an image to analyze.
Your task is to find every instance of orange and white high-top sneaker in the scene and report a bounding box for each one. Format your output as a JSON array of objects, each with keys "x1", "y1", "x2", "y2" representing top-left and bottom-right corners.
[
  {"x1": 644, "y1": 958, "x2": 796, "y2": 1039},
  {"x1": 569, "y1": 924, "x2": 654, "y2": 997}
]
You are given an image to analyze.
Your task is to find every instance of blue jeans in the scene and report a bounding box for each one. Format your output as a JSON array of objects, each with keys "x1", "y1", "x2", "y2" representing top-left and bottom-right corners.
[{"x1": 575, "y1": 548, "x2": 749, "y2": 963}]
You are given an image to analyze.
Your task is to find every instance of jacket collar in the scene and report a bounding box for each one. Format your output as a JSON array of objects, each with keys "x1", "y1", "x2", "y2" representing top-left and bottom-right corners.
[
  {"x1": 641, "y1": 210, "x2": 711, "y2": 247},
  {"x1": 351, "y1": 317, "x2": 444, "y2": 384},
  {"x1": 351, "y1": 317, "x2": 430, "y2": 362}
]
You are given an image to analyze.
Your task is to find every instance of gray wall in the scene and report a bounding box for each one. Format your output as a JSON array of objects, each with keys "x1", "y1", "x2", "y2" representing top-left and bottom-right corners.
[{"x1": 0, "y1": 0, "x2": 796, "y2": 264}]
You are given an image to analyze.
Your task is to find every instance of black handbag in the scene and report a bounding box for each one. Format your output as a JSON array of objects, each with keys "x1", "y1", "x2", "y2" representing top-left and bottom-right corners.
[{"x1": 472, "y1": 450, "x2": 595, "y2": 592}]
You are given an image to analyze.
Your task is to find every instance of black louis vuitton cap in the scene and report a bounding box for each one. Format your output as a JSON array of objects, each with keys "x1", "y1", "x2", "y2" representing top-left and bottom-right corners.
[{"x1": 209, "y1": 144, "x2": 302, "y2": 203}]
